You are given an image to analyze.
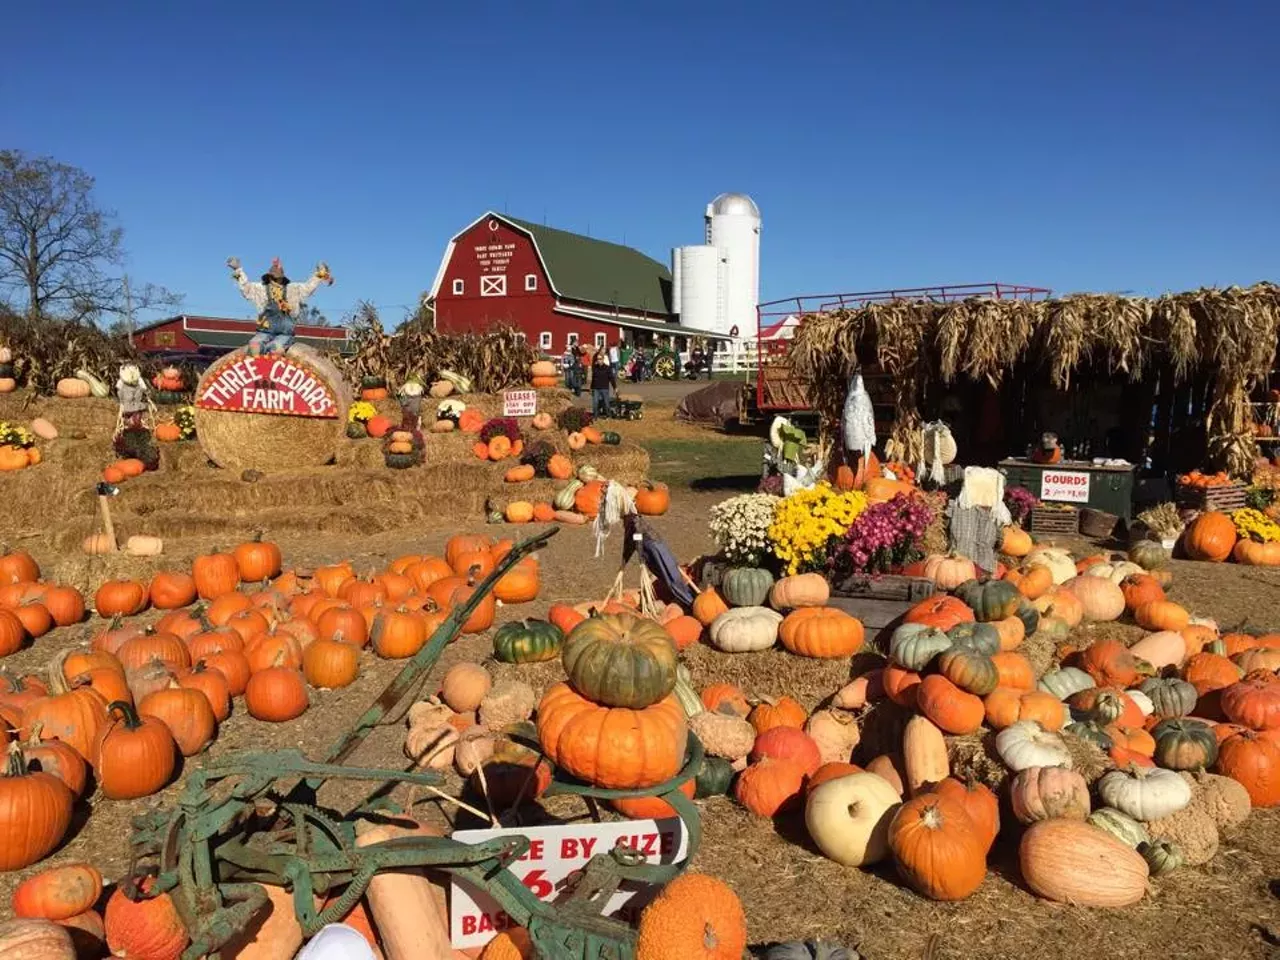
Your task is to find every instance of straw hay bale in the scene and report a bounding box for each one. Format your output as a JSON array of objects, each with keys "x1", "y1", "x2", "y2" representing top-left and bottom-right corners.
[{"x1": 194, "y1": 346, "x2": 351, "y2": 473}]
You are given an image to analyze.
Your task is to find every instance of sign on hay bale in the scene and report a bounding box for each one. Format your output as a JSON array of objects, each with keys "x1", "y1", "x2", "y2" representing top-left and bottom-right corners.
[{"x1": 194, "y1": 346, "x2": 351, "y2": 472}]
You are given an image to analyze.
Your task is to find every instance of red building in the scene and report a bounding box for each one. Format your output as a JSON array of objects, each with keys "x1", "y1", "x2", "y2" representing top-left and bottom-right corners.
[
  {"x1": 427, "y1": 212, "x2": 728, "y2": 355},
  {"x1": 130, "y1": 315, "x2": 352, "y2": 358}
]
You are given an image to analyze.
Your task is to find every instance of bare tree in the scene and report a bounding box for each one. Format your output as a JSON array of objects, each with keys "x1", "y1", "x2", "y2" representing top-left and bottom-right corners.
[{"x1": 0, "y1": 150, "x2": 181, "y2": 324}]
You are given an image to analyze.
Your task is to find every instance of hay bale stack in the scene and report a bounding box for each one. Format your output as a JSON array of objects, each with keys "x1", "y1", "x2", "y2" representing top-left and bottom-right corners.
[{"x1": 194, "y1": 346, "x2": 350, "y2": 472}]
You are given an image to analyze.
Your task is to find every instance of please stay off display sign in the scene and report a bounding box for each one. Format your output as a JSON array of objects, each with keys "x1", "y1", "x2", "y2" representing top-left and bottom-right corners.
[
  {"x1": 1040, "y1": 469, "x2": 1091, "y2": 503},
  {"x1": 449, "y1": 818, "x2": 687, "y2": 948}
]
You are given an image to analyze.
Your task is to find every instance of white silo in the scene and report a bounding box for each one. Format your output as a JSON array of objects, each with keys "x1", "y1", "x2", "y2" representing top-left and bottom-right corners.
[
  {"x1": 705, "y1": 193, "x2": 761, "y2": 338},
  {"x1": 674, "y1": 245, "x2": 722, "y2": 335}
]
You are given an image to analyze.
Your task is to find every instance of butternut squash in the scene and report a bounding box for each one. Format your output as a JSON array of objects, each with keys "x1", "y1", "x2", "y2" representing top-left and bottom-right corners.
[
  {"x1": 215, "y1": 884, "x2": 302, "y2": 960},
  {"x1": 356, "y1": 820, "x2": 458, "y2": 960}
]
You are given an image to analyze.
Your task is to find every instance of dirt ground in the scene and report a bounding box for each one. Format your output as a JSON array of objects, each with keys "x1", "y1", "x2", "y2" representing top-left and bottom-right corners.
[{"x1": 2, "y1": 394, "x2": 1278, "y2": 958}]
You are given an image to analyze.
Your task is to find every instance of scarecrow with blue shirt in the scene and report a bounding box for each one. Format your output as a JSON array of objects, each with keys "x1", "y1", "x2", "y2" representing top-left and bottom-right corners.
[{"x1": 227, "y1": 256, "x2": 334, "y2": 356}]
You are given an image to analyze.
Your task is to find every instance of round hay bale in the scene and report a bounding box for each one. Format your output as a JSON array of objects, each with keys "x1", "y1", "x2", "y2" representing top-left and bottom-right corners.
[{"x1": 194, "y1": 345, "x2": 351, "y2": 472}]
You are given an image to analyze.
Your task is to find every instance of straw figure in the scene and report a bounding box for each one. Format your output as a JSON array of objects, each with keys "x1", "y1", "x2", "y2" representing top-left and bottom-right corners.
[
  {"x1": 114, "y1": 363, "x2": 154, "y2": 437},
  {"x1": 227, "y1": 256, "x2": 334, "y2": 356}
]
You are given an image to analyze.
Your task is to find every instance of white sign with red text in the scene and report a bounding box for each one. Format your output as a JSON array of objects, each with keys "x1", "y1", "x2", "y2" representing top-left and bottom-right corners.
[
  {"x1": 502, "y1": 389, "x2": 538, "y2": 418},
  {"x1": 1040, "y1": 469, "x2": 1090, "y2": 503},
  {"x1": 449, "y1": 818, "x2": 687, "y2": 948}
]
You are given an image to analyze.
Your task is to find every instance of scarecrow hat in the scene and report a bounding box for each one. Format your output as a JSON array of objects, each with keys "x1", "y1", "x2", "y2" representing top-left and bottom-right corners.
[{"x1": 262, "y1": 258, "x2": 289, "y2": 284}]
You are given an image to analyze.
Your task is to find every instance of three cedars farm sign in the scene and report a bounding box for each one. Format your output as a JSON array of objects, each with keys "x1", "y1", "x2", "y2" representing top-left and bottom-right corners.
[
  {"x1": 449, "y1": 817, "x2": 687, "y2": 949},
  {"x1": 196, "y1": 354, "x2": 339, "y2": 418}
]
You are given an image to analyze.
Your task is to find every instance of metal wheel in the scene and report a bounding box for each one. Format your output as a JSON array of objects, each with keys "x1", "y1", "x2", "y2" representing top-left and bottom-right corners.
[{"x1": 653, "y1": 351, "x2": 677, "y2": 380}]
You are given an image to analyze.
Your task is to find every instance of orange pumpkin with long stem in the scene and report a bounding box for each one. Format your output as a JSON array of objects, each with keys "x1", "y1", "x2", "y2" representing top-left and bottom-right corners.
[
  {"x1": 888, "y1": 794, "x2": 987, "y2": 900},
  {"x1": 0, "y1": 744, "x2": 74, "y2": 871},
  {"x1": 92, "y1": 701, "x2": 177, "y2": 800}
]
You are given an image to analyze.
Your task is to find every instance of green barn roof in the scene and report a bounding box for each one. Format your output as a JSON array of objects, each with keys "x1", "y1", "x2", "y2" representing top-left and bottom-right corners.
[{"x1": 504, "y1": 216, "x2": 673, "y2": 316}]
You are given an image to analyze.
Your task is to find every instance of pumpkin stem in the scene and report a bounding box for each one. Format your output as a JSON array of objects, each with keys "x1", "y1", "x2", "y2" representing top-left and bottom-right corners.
[
  {"x1": 702, "y1": 921, "x2": 719, "y2": 951},
  {"x1": 107, "y1": 700, "x2": 145, "y2": 729},
  {"x1": 5, "y1": 741, "x2": 28, "y2": 777},
  {"x1": 46, "y1": 651, "x2": 72, "y2": 695}
]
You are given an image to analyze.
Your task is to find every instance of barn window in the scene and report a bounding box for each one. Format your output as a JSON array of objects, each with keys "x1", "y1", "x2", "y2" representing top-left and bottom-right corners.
[
  {"x1": 514, "y1": 331, "x2": 526, "y2": 341},
  {"x1": 539, "y1": 332, "x2": 552, "y2": 350},
  {"x1": 480, "y1": 275, "x2": 507, "y2": 297},
  {"x1": 594, "y1": 332, "x2": 607, "y2": 350},
  {"x1": 567, "y1": 333, "x2": 579, "y2": 349},
  {"x1": 524, "y1": 274, "x2": 538, "y2": 291},
  {"x1": 452, "y1": 279, "x2": 464, "y2": 295}
]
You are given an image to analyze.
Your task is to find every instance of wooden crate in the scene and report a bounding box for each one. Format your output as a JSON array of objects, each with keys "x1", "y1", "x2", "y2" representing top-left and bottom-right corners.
[
  {"x1": 1175, "y1": 482, "x2": 1248, "y2": 513},
  {"x1": 1030, "y1": 506, "x2": 1080, "y2": 535},
  {"x1": 829, "y1": 574, "x2": 936, "y2": 633}
]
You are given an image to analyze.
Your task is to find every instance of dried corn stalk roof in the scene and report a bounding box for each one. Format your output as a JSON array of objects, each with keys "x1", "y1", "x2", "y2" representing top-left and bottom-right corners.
[{"x1": 791, "y1": 281, "x2": 1280, "y2": 420}]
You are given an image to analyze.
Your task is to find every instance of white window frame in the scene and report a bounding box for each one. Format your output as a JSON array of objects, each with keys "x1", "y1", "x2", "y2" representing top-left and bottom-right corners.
[
  {"x1": 524, "y1": 274, "x2": 538, "y2": 292},
  {"x1": 513, "y1": 331, "x2": 526, "y2": 342},
  {"x1": 539, "y1": 331, "x2": 552, "y2": 350},
  {"x1": 594, "y1": 332, "x2": 607, "y2": 351},
  {"x1": 452, "y1": 278, "x2": 464, "y2": 295},
  {"x1": 566, "y1": 332, "x2": 579, "y2": 349},
  {"x1": 480, "y1": 275, "x2": 507, "y2": 297}
]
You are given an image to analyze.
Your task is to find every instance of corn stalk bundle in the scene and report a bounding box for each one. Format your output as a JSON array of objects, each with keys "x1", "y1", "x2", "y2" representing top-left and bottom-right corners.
[
  {"x1": 339, "y1": 313, "x2": 536, "y2": 394},
  {"x1": 788, "y1": 281, "x2": 1280, "y2": 474},
  {"x1": 0, "y1": 311, "x2": 201, "y2": 396}
]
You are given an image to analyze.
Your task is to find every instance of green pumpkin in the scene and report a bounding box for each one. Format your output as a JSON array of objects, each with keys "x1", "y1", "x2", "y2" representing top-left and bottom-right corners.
[
  {"x1": 1138, "y1": 839, "x2": 1184, "y2": 876},
  {"x1": 945, "y1": 621, "x2": 1000, "y2": 657},
  {"x1": 937, "y1": 647, "x2": 999, "y2": 695},
  {"x1": 720, "y1": 566, "x2": 774, "y2": 607},
  {"x1": 361, "y1": 374, "x2": 387, "y2": 389},
  {"x1": 954, "y1": 578, "x2": 1024, "y2": 622},
  {"x1": 346, "y1": 420, "x2": 368, "y2": 439},
  {"x1": 601, "y1": 431, "x2": 622, "y2": 445},
  {"x1": 1150, "y1": 718, "x2": 1218, "y2": 771},
  {"x1": 1037, "y1": 665, "x2": 1095, "y2": 701},
  {"x1": 560, "y1": 612, "x2": 678, "y2": 709},
  {"x1": 493, "y1": 618, "x2": 564, "y2": 664},
  {"x1": 887, "y1": 623, "x2": 952, "y2": 670},
  {"x1": 1064, "y1": 720, "x2": 1114, "y2": 750},
  {"x1": 384, "y1": 452, "x2": 418, "y2": 469},
  {"x1": 1138, "y1": 677, "x2": 1198, "y2": 719},
  {"x1": 152, "y1": 389, "x2": 188, "y2": 405},
  {"x1": 694, "y1": 756, "x2": 735, "y2": 798},
  {"x1": 1128, "y1": 539, "x2": 1171, "y2": 571}
]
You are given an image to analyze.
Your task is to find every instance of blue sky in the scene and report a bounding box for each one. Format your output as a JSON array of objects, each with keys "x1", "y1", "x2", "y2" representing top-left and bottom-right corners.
[{"x1": 3, "y1": 1, "x2": 1276, "y2": 326}]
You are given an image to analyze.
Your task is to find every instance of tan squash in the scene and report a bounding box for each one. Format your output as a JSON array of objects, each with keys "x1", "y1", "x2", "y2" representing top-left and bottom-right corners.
[
  {"x1": 902, "y1": 715, "x2": 949, "y2": 796},
  {"x1": 213, "y1": 884, "x2": 302, "y2": 959},
  {"x1": 356, "y1": 820, "x2": 454, "y2": 960}
]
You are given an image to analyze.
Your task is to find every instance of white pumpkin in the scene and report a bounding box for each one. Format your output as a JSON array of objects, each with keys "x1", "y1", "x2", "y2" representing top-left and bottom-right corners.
[
  {"x1": 995, "y1": 721, "x2": 1072, "y2": 771},
  {"x1": 1024, "y1": 547, "x2": 1077, "y2": 584},
  {"x1": 804, "y1": 772, "x2": 902, "y2": 867},
  {"x1": 1037, "y1": 666, "x2": 1095, "y2": 701},
  {"x1": 1126, "y1": 688, "x2": 1155, "y2": 717},
  {"x1": 1082, "y1": 560, "x2": 1143, "y2": 585},
  {"x1": 1097, "y1": 766, "x2": 1191, "y2": 822},
  {"x1": 124, "y1": 534, "x2": 164, "y2": 556},
  {"x1": 708, "y1": 607, "x2": 782, "y2": 653}
]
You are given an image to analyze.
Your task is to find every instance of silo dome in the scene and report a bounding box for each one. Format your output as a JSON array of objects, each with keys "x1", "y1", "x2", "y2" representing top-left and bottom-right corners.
[{"x1": 709, "y1": 193, "x2": 760, "y2": 217}]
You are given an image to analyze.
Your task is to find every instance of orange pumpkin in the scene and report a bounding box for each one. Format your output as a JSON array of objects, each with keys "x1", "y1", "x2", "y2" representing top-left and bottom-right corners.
[
  {"x1": 887, "y1": 794, "x2": 987, "y2": 900},
  {"x1": 1184, "y1": 511, "x2": 1237, "y2": 562}
]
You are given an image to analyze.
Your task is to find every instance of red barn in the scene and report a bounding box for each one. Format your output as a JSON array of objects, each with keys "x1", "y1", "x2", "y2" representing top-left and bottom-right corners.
[
  {"x1": 427, "y1": 212, "x2": 728, "y2": 355},
  {"x1": 130, "y1": 315, "x2": 352, "y2": 358}
]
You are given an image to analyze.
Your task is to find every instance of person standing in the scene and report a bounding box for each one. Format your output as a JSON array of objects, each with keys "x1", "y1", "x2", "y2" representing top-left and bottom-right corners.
[
  {"x1": 590, "y1": 348, "x2": 616, "y2": 419},
  {"x1": 608, "y1": 340, "x2": 620, "y2": 377},
  {"x1": 562, "y1": 345, "x2": 579, "y2": 396}
]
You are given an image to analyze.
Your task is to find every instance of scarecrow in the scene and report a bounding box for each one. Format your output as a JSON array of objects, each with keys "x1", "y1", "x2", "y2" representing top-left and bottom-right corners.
[
  {"x1": 398, "y1": 377, "x2": 425, "y2": 430},
  {"x1": 114, "y1": 363, "x2": 155, "y2": 437},
  {"x1": 227, "y1": 256, "x2": 334, "y2": 356},
  {"x1": 1031, "y1": 431, "x2": 1063, "y2": 464},
  {"x1": 948, "y1": 466, "x2": 1013, "y2": 575}
]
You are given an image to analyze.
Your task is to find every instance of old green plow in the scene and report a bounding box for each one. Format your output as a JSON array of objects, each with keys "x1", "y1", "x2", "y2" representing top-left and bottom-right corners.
[{"x1": 123, "y1": 528, "x2": 704, "y2": 960}]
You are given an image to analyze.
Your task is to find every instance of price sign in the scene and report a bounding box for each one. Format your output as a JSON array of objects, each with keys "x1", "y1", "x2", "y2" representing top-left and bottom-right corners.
[
  {"x1": 449, "y1": 818, "x2": 687, "y2": 949},
  {"x1": 1040, "y1": 469, "x2": 1091, "y2": 503},
  {"x1": 502, "y1": 389, "x2": 537, "y2": 417}
]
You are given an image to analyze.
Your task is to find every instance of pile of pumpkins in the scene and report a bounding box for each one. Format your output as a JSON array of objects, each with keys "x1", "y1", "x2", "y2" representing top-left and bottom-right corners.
[
  {"x1": 487, "y1": 469, "x2": 670, "y2": 526},
  {"x1": 529, "y1": 359, "x2": 559, "y2": 389},
  {"x1": 680, "y1": 535, "x2": 1278, "y2": 907},
  {"x1": 1182, "y1": 508, "x2": 1280, "y2": 567},
  {"x1": 0, "y1": 346, "x2": 14, "y2": 393},
  {"x1": 0, "y1": 419, "x2": 49, "y2": 472},
  {"x1": 0, "y1": 532, "x2": 551, "y2": 877}
]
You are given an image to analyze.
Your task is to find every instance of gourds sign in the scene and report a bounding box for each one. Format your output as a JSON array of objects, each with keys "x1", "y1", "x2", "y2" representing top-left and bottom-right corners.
[{"x1": 196, "y1": 355, "x2": 339, "y2": 418}]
